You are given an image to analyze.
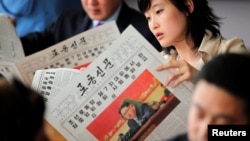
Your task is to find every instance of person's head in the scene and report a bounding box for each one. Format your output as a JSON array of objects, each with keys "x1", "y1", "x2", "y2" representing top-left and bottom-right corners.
[
  {"x1": 137, "y1": 0, "x2": 220, "y2": 49},
  {"x1": 81, "y1": 0, "x2": 121, "y2": 21},
  {"x1": 0, "y1": 77, "x2": 48, "y2": 141},
  {"x1": 187, "y1": 53, "x2": 250, "y2": 141},
  {"x1": 119, "y1": 100, "x2": 137, "y2": 120}
]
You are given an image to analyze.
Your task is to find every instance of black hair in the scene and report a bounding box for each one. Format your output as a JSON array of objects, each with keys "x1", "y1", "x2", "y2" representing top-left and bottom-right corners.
[
  {"x1": 194, "y1": 53, "x2": 250, "y2": 122},
  {"x1": 137, "y1": 0, "x2": 221, "y2": 53},
  {"x1": 118, "y1": 99, "x2": 145, "y2": 119},
  {"x1": 0, "y1": 77, "x2": 46, "y2": 141},
  {"x1": 118, "y1": 101, "x2": 130, "y2": 115}
]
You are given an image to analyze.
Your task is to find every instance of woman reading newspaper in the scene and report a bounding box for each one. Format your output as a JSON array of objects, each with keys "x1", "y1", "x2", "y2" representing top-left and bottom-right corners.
[{"x1": 137, "y1": 0, "x2": 248, "y2": 88}]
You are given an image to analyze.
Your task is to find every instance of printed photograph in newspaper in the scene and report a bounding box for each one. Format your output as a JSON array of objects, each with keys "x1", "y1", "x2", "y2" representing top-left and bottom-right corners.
[{"x1": 86, "y1": 70, "x2": 180, "y2": 141}]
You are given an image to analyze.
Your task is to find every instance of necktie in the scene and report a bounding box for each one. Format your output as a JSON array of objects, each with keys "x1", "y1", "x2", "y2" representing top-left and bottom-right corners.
[{"x1": 96, "y1": 21, "x2": 103, "y2": 27}]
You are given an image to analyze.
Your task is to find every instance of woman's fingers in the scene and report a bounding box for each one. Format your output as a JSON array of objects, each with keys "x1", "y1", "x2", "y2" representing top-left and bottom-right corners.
[
  {"x1": 160, "y1": 60, "x2": 194, "y2": 88},
  {"x1": 165, "y1": 67, "x2": 189, "y2": 87},
  {"x1": 156, "y1": 60, "x2": 180, "y2": 71}
]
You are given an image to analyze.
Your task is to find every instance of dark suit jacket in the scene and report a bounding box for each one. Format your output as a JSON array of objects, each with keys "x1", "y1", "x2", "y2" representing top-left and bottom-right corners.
[
  {"x1": 121, "y1": 103, "x2": 156, "y2": 141},
  {"x1": 21, "y1": 2, "x2": 161, "y2": 56}
]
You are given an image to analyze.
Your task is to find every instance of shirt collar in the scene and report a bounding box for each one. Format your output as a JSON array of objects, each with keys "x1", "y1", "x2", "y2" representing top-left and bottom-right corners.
[{"x1": 92, "y1": 2, "x2": 122, "y2": 28}]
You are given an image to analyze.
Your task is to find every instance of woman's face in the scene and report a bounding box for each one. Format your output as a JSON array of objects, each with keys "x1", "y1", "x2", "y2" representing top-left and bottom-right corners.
[{"x1": 144, "y1": 0, "x2": 188, "y2": 47}]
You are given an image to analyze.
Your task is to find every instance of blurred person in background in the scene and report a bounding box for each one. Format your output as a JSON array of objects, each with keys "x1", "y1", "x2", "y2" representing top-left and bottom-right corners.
[
  {"x1": 0, "y1": 0, "x2": 82, "y2": 36},
  {"x1": 19, "y1": 0, "x2": 161, "y2": 56}
]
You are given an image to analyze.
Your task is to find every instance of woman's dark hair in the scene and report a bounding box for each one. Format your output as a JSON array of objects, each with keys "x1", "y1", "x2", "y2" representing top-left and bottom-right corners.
[
  {"x1": 194, "y1": 53, "x2": 250, "y2": 122},
  {"x1": 137, "y1": 0, "x2": 221, "y2": 52}
]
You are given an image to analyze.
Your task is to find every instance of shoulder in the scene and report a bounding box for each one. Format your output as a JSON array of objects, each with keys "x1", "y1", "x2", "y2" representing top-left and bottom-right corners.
[
  {"x1": 0, "y1": 0, "x2": 34, "y2": 16},
  {"x1": 219, "y1": 36, "x2": 248, "y2": 54},
  {"x1": 127, "y1": 119, "x2": 139, "y2": 127},
  {"x1": 52, "y1": 9, "x2": 89, "y2": 30},
  {"x1": 58, "y1": 9, "x2": 86, "y2": 20},
  {"x1": 199, "y1": 30, "x2": 248, "y2": 56},
  {"x1": 141, "y1": 103, "x2": 155, "y2": 115}
]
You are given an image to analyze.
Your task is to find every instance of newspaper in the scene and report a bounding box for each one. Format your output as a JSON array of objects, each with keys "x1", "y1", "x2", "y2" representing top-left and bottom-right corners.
[
  {"x1": 0, "y1": 20, "x2": 120, "y2": 85},
  {"x1": 0, "y1": 14, "x2": 25, "y2": 62},
  {"x1": 32, "y1": 25, "x2": 194, "y2": 141},
  {"x1": 0, "y1": 14, "x2": 25, "y2": 79},
  {"x1": 32, "y1": 68, "x2": 81, "y2": 103}
]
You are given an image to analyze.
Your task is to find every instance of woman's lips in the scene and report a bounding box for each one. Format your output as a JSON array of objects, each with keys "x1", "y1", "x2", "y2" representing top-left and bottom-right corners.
[{"x1": 155, "y1": 33, "x2": 164, "y2": 40}]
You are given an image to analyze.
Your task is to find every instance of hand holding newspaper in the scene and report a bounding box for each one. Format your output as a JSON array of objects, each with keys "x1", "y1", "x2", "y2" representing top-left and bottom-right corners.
[{"x1": 32, "y1": 25, "x2": 194, "y2": 141}]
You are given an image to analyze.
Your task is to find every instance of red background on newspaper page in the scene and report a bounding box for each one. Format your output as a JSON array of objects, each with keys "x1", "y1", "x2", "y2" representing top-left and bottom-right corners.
[
  {"x1": 87, "y1": 70, "x2": 165, "y2": 141},
  {"x1": 73, "y1": 62, "x2": 91, "y2": 70}
]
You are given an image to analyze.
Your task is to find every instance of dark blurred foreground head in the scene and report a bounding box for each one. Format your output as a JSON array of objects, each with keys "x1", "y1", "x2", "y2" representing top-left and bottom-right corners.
[
  {"x1": 0, "y1": 77, "x2": 48, "y2": 141},
  {"x1": 188, "y1": 53, "x2": 250, "y2": 141}
]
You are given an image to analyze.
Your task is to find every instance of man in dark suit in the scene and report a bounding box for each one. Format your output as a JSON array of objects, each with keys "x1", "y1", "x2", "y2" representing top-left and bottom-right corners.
[
  {"x1": 21, "y1": 0, "x2": 161, "y2": 56},
  {"x1": 118, "y1": 98, "x2": 158, "y2": 141}
]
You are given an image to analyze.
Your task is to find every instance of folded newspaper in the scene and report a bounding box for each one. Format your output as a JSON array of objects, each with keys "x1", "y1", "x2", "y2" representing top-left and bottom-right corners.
[
  {"x1": 0, "y1": 13, "x2": 119, "y2": 86},
  {"x1": 32, "y1": 25, "x2": 194, "y2": 141}
]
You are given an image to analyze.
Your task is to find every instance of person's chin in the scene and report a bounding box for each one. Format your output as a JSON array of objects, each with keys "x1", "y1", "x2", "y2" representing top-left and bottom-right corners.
[
  {"x1": 160, "y1": 42, "x2": 171, "y2": 48},
  {"x1": 88, "y1": 13, "x2": 105, "y2": 21}
]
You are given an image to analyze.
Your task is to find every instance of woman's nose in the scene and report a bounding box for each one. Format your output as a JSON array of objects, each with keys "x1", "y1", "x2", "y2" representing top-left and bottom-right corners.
[{"x1": 149, "y1": 18, "x2": 159, "y2": 31}]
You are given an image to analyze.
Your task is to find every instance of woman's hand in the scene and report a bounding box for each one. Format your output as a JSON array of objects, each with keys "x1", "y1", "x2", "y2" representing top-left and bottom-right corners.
[{"x1": 156, "y1": 59, "x2": 198, "y2": 88}]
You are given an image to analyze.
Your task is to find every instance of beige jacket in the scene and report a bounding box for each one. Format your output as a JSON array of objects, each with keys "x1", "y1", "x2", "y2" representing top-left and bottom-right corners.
[{"x1": 161, "y1": 30, "x2": 248, "y2": 70}]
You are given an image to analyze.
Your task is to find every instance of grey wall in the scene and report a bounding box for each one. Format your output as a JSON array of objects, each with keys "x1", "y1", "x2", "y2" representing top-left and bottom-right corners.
[{"x1": 125, "y1": 0, "x2": 250, "y2": 49}]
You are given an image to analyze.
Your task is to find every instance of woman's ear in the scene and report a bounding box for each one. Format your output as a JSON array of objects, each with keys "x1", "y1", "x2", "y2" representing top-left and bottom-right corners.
[{"x1": 186, "y1": 0, "x2": 194, "y2": 14}]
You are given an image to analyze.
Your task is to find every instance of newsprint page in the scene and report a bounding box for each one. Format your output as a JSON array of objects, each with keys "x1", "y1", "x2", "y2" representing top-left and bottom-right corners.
[
  {"x1": 32, "y1": 25, "x2": 194, "y2": 141},
  {"x1": 0, "y1": 19, "x2": 119, "y2": 86},
  {"x1": 0, "y1": 14, "x2": 25, "y2": 79},
  {"x1": 0, "y1": 14, "x2": 25, "y2": 62}
]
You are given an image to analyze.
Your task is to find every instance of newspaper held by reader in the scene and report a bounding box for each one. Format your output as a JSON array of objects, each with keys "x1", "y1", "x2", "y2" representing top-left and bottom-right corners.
[
  {"x1": 32, "y1": 25, "x2": 194, "y2": 141},
  {"x1": 0, "y1": 20, "x2": 119, "y2": 85}
]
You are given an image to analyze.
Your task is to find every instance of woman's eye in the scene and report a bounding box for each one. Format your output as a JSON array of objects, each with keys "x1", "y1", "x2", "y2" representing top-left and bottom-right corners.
[{"x1": 156, "y1": 9, "x2": 163, "y2": 14}]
